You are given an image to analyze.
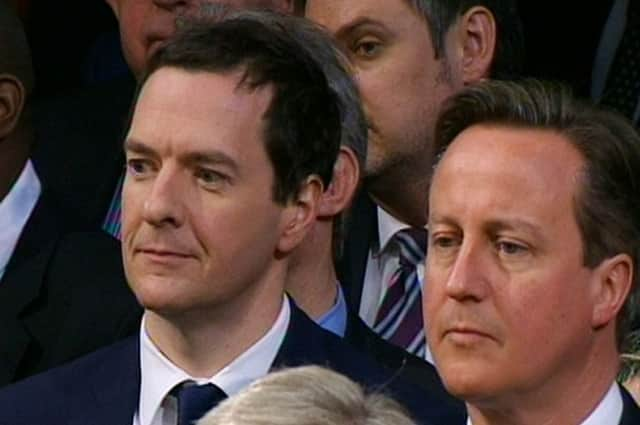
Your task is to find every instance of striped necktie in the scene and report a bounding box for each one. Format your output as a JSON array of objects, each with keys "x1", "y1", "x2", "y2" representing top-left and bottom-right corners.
[{"x1": 373, "y1": 228, "x2": 427, "y2": 357}]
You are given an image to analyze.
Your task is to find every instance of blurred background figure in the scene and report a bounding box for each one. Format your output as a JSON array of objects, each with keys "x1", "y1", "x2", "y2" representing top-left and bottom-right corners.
[
  {"x1": 198, "y1": 366, "x2": 417, "y2": 425},
  {"x1": 0, "y1": 0, "x2": 139, "y2": 387},
  {"x1": 592, "y1": 0, "x2": 640, "y2": 126}
]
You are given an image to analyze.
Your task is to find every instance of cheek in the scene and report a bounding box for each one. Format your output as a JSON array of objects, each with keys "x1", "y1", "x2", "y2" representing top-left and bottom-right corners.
[
  {"x1": 121, "y1": 183, "x2": 144, "y2": 235},
  {"x1": 498, "y1": 275, "x2": 577, "y2": 352}
]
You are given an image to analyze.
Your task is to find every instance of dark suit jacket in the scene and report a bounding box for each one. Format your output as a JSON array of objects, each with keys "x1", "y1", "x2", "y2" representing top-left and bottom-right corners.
[
  {"x1": 338, "y1": 189, "x2": 378, "y2": 312},
  {"x1": 0, "y1": 191, "x2": 142, "y2": 387},
  {"x1": 344, "y1": 307, "x2": 465, "y2": 418},
  {"x1": 0, "y1": 303, "x2": 465, "y2": 425},
  {"x1": 32, "y1": 75, "x2": 135, "y2": 231},
  {"x1": 517, "y1": 0, "x2": 613, "y2": 97},
  {"x1": 621, "y1": 384, "x2": 640, "y2": 425}
]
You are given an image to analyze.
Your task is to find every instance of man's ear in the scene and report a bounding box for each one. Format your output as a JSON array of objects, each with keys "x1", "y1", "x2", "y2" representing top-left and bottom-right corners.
[
  {"x1": 317, "y1": 146, "x2": 360, "y2": 219},
  {"x1": 277, "y1": 175, "x2": 324, "y2": 254},
  {"x1": 0, "y1": 74, "x2": 26, "y2": 140},
  {"x1": 591, "y1": 254, "x2": 634, "y2": 329},
  {"x1": 447, "y1": 6, "x2": 496, "y2": 85}
]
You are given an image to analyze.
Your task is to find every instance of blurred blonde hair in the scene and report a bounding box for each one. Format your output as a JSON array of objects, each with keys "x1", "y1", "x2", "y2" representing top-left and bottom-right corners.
[{"x1": 197, "y1": 366, "x2": 416, "y2": 425}]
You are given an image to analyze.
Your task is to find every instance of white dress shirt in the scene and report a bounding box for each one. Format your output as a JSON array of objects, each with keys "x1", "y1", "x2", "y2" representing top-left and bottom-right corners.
[
  {"x1": 466, "y1": 382, "x2": 623, "y2": 425},
  {"x1": 132, "y1": 297, "x2": 290, "y2": 425},
  {"x1": 0, "y1": 160, "x2": 41, "y2": 281}
]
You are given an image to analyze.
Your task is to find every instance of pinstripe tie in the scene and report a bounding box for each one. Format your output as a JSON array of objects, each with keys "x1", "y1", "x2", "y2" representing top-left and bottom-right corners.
[{"x1": 373, "y1": 228, "x2": 427, "y2": 357}]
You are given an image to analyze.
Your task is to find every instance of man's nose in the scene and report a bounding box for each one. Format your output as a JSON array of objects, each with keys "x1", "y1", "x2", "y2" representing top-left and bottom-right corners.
[
  {"x1": 141, "y1": 169, "x2": 185, "y2": 228},
  {"x1": 444, "y1": 242, "x2": 491, "y2": 303}
]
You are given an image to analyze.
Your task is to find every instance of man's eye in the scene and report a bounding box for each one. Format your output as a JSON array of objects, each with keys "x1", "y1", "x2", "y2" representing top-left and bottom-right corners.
[
  {"x1": 430, "y1": 234, "x2": 460, "y2": 250},
  {"x1": 126, "y1": 158, "x2": 152, "y2": 176},
  {"x1": 195, "y1": 168, "x2": 225, "y2": 186},
  {"x1": 496, "y1": 241, "x2": 528, "y2": 256},
  {"x1": 353, "y1": 39, "x2": 383, "y2": 59}
]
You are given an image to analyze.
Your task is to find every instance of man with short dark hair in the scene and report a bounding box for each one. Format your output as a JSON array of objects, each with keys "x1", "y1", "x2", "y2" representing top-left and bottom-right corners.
[
  {"x1": 0, "y1": 13, "x2": 450, "y2": 425},
  {"x1": 305, "y1": 0, "x2": 524, "y2": 359},
  {"x1": 425, "y1": 79, "x2": 640, "y2": 425}
]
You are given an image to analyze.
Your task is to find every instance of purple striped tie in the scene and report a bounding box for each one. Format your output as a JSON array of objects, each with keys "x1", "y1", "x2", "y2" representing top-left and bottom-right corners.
[{"x1": 374, "y1": 228, "x2": 427, "y2": 357}]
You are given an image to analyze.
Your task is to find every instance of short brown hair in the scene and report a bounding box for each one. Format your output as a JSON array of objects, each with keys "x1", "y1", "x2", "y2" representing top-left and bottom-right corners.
[{"x1": 433, "y1": 79, "x2": 640, "y2": 349}]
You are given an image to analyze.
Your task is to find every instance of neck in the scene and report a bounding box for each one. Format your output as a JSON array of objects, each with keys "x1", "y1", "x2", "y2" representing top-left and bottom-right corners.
[
  {"x1": 365, "y1": 165, "x2": 430, "y2": 227},
  {"x1": 0, "y1": 131, "x2": 30, "y2": 201},
  {"x1": 145, "y1": 264, "x2": 287, "y2": 378},
  {"x1": 468, "y1": 339, "x2": 620, "y2": 425},
  {"x1": 286, "y1": 218, "x2": 338, "y2": 320}
]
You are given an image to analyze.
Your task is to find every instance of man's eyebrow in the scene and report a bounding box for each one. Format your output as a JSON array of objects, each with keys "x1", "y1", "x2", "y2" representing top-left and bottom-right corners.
[
  {"x1": 124, "y1": 138, "x2": 240, "y2": 173},
  {"x1": 484, "y1": 218, "x2": 544, "y2": 239},
  {"x1": 124, "y1": 139, "x2": 157, "y2": 158},
  {"x1": 334, "y1": 16, "x2": 386, "y2": 40},
  {"x1": 181, "y1": 150, "x2": 239, "y2": 174}
]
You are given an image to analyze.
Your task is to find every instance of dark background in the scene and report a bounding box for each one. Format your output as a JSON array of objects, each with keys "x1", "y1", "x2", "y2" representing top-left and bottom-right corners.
[{"x1": 15, "y1": 0, "x2": 613, "y2": 99}]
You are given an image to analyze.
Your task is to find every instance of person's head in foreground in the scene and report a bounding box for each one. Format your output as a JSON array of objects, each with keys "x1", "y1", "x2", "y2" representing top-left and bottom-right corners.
[
  {"x1": 197, "y1": 365, "x2": 417, "y2": 425},
  {"x1": 425, "y1": 79, "x2": 640, "y2": 425}
]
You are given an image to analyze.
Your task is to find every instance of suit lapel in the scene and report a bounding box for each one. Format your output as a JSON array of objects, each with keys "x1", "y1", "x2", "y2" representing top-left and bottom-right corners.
[
  {"x1": 272, "y1": 302, "x2": 330, "y2": 369},
  {"x1": 69, "y1": 336, "x2": 141, "y2": 425},
  {"x1": 0, "y1": 194, "x2": 61, "y2": 385},
  {"x1": 619, "y1": 384, "x2": 640, "y2": 425},
  {"x1": 339, "y1": 189, "x2": 378, "y2": 311}
]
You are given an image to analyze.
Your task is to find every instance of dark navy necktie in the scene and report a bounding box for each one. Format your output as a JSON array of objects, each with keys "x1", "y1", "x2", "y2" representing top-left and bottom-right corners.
[{"x1": 172, "y1": 382, "x2": 227, "y2": 425}]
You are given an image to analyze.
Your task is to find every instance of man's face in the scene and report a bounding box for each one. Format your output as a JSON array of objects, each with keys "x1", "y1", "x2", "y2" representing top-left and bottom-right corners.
[
  {"x1": 425, "y1": 125, "x2": 601, "y2": 406},
  {"x1": 122, "y1": 67, "x2": 291, "y2": 315},
  {"x1": 106, "y1": 0, "x2": 294, "y2": 78},
  {"x1": 306, "y1": 0, "x2": 457, "y2": 179}
]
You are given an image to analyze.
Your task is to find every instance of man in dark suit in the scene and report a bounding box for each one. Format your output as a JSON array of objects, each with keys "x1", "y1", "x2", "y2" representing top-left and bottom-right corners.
[
  {"x1": 0, "y1": 13, "x2": 460, "y2": 425},
  {"x1": 425, "y1": 79, "x2": 640, "y2": 424},
  {"x1": 305, "y1": 0, "x2": 525, "y2": 359},
  {"x1": 0, "y1": 0, "x2": 141, "y2": 387}
]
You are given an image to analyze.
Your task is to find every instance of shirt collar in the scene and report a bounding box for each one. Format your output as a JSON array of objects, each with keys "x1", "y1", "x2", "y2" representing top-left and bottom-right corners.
[
  {"x1": 581, "y1": 382, "x2": 623, "y2": 425},
  {"x1": 466, "y1": 382, "x2": 623, "y2": 425},
  {"x1": 316, "y1": 283, "x2": 347, "y2": 337},
  {"x1": 375, "y1": 206, "x2": 411, "y2": 255},
  {"x1": 0, "y1": 160, "x2": 41, "y2": 280},
  {"x1": 138, "y1": 296, "x2": 290, "y2": 425}
]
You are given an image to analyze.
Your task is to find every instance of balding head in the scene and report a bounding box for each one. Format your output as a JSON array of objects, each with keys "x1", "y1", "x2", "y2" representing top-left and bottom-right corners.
[{"x1": 0, "y1": 0, "x2": 34, "y2": 96}]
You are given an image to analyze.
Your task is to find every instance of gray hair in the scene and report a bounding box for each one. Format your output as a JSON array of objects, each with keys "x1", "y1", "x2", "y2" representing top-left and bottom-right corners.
[
  {"x1": 434, "y1": 79, "x2": 640, "y2": 350},
  {"x1": 197, "y1": 366, "x2": 417, "y2": 425}
]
